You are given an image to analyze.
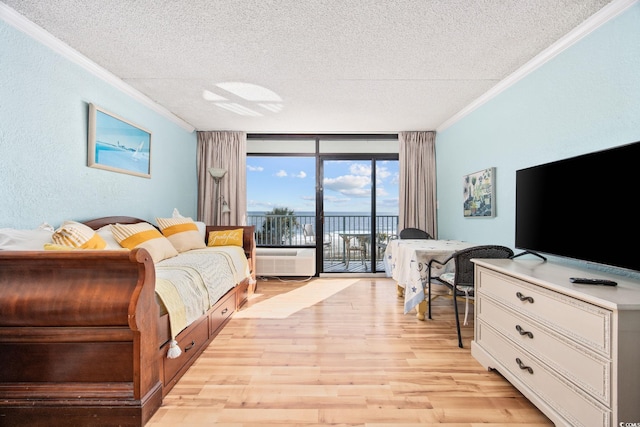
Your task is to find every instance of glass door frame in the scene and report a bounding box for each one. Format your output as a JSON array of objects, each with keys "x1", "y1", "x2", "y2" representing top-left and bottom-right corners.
[{"x1": 317, "y1": 153, "x2": 398, "y2": 274}]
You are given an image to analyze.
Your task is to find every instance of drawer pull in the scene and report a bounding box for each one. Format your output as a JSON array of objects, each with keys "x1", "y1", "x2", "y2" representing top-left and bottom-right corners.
[
  {"x1": 515, "y1": 357, "x2": 534, "y2": 374},
  {"x1": 515, "y1": 325, "x2": 534, "y2": 339},
  {"x1": 516, "y1": 292, "x2": 534, "y2": 303},
  {"x1": 221, "y1": 308, "x2": 228, "y2": 315},
  {"x1": 184, "y1": 340, "x2": 196, "y2": 351}
]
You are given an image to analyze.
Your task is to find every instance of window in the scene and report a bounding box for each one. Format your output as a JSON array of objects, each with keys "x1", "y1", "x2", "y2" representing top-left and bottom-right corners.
[{"x1": 247, "y1": 135, "x2": 399, "y2": 273}]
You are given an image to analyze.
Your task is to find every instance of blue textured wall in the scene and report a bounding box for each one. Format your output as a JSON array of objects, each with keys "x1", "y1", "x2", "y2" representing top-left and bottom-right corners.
[
  {"x1": 0, "y1": 19, "x2": 198, "y2": 229},
  {"x1": 435, "y1": 4, "x2": 640, "y2": 273}
]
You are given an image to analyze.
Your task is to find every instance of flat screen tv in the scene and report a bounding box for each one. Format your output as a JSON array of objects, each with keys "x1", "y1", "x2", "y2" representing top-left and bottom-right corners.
[{"x1": 515, "y1": 140, "x2": 640, "y2": 272}]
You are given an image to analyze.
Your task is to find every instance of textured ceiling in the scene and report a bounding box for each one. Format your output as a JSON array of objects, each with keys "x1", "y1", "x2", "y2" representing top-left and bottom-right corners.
[{"x1": 4, "y1": 0, "x2": 614, "y2": 133}]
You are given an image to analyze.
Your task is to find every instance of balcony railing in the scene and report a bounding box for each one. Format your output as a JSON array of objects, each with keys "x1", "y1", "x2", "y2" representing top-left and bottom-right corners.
[
  {"x1": 247, "y1": 214, "x2": 397, "y2": 245},
  {"x1": 247, "y1": 213, "x2": 398, "y2": 272}
]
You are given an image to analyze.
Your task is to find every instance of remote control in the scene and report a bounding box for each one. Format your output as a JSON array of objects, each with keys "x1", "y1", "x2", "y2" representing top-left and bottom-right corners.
[{"x1": 569, "y1": 277, "x2": 618, "y2": 286}]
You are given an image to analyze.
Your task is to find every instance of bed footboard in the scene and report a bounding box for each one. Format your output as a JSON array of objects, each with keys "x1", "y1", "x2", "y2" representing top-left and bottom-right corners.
[{"x1": 0, "y1": 249, "x2": 162, "y2": 427}]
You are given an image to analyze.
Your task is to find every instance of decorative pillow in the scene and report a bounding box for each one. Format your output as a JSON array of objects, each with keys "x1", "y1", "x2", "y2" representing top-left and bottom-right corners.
[
  {"x1": 207, "y1": 228, "x2": 243, "y2": 247},
  {"x1": 195, "y1": 221, "x2": 206, "y2": 240},
  {"x1": 96, "y1": 225, "x2": 125, "y2": 249},
  {"x1": 111, "y1": 222, "x2": 178, "y2": 263},
  {"x1": 172, "y1": 208, "x2": 206, "y2": 239},
  {"x1": 0, "y1": 224, "x2": 54, "y2": 250},
  {"x1": 156, "y1": 217, "x2": 206, "y2": 253},
  {"x1": 52, "y1": 221, "x2": 107, "y2": 249},
  {"x1": 44, "y1": 243, "x2": 77, "y2": 251}
]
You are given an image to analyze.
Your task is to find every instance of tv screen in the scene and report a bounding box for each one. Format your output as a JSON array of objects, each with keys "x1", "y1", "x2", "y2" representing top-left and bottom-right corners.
[{"x1": 515, "y1": 141, "x2": 640, "y2": 272}]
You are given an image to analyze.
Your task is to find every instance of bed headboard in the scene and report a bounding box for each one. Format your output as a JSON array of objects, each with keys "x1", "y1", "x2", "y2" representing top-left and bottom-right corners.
[{"x1": 83, "y1": 216, "x2": 148, "y2": 229}]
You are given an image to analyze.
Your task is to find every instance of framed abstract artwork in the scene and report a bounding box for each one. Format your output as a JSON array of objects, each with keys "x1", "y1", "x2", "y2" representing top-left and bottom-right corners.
[
  {"x1": 463, "y1": 167, "x2": 495, "y2": 218},
  {"x1": 88, "y1": 103, "x2": 151, "y2": 178}
]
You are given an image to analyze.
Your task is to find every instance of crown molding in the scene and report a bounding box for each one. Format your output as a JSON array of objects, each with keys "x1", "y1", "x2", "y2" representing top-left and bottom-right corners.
[
  {"x1": 436, "y1": 0, "x2": 638, "y2": 132},
  {"x1": 0, "y1": 3, "x2": 195, "y2": 133}
]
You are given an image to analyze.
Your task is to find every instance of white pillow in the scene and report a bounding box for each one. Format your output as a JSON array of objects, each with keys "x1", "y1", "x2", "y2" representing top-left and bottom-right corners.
[
  {"x1": 96, "y1": 225, "x2": 125, "y2": 249},
  {"x1": 0, "y1": 223, "x2": 54, "y2": 250}
]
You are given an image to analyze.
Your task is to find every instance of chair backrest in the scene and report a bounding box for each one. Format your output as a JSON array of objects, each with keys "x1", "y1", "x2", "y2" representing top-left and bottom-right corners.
[
  {"x1": 303, "y1": 224, "x2": 315, "y2": 243},
  {"x1": 452, "y1": 245, "x2": 514, "y2": 287},
  {"x1": 399, "y1": 228, "x2": 432, "y2": 239},
  {"x1": 303, "y1": 223, "x2": 314, "y2": 237}
]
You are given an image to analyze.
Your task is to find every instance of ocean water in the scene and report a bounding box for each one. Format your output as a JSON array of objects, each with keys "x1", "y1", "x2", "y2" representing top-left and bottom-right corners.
[
  {"x1": 95, "y1": 141, "x2": 150, "y2": 174},
  {"x1": 247, "y1": 211, "x2": 398, "y2": 239}
]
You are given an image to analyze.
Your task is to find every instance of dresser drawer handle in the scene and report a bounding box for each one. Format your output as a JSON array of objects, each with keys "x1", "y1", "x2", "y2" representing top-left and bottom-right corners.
[
  {"x1": 221, "y1": 308, "x2": 228, "y2": 315},
  {"x1": 184, "y1": 340, "x2": 196, "y2": 351},
  {"x1": 515, "y1": 357, "x2": 534, "y2": 374},
  {"x1": 515, "y1": 325, "x2": 534, "y2": 339},
  {"x1": 516, "y1": 292, "x2": 534, "y2": 303}
]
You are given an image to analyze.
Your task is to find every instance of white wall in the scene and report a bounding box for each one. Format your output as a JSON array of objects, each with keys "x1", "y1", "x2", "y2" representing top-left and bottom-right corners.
[
  {"x1": 0, "y1": 18, "x2": 198, "y2": 228},
  {"x1": 435, "y1": 4, "x2": 640, "y2": 272}
]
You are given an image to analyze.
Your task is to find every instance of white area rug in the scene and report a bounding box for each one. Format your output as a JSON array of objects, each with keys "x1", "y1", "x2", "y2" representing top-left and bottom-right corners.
[{"x1": 234, "y1": 278, "x2": 359, "y2": 319}]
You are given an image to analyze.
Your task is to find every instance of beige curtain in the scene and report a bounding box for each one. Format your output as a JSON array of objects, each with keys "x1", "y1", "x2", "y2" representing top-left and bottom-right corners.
[
  {"x1": 398, "y1": 131, "x2": 437, "y2": 238},
  {"x1": 197, "y1": 131, "x2": 247, "y2": 225}
]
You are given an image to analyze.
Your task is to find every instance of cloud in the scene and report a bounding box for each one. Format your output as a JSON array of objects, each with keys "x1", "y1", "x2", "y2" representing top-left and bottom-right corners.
[
  {"x1": 350, "y1": 163, "x2": 371, "y2": 176},
  {"x1": 247, "y1": 200, "x2": 275, "y2": 210},
  {"x1": 274, "y1": 169, "x2": 306, "y2": 178},
  {"x1": 323, "y1": 174, "x2": 371, "y2": 197},
  {"x1": 247, "y1": 165, "x2": 264, "y2": 172},
  {"x1": 376, "y1": 166, "x2": 391, "y2": 179}
]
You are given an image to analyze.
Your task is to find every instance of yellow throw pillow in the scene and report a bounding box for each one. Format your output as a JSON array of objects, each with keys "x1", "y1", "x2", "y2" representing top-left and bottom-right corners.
[
  {"x1": 44, "y1": 243, "x2": 77, "y2": 251},
  {"x1": 111, "y1": 222, "x2": 178, "y2": 263},
  {"x1": 156, "y1": 217, "x2": 206, "y2": 253},
  {"x1": 207, "y1": 228, "x2": 243, "y2": 247},
  {"x1": 52, "y1": 220, "x2": 107, "y2": 249}
]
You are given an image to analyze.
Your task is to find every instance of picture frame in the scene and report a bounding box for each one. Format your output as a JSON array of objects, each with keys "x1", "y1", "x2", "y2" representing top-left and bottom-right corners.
[
  {"x1": 88, "y1": 103, "x2": 151, "y2": 178},
  {"x1": 463, "y1": 167, "x2": 495, "y2": 218}
]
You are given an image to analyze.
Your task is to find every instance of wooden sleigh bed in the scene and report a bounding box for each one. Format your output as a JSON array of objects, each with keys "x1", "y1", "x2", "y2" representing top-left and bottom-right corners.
[{"x1": 0, "y1": 216, "x2": 256, "y2": 427}]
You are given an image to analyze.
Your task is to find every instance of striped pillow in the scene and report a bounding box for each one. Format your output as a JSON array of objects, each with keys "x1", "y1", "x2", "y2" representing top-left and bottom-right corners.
[
  {"x1": 156, "y1": 217, "x2": 206, "y2": 253},
  {"x1": 111, "y1": 222, "x2": 178, "y2": 263},
  {"x1": 52, "y1": 221, "x2": 107, "y2": 249}
]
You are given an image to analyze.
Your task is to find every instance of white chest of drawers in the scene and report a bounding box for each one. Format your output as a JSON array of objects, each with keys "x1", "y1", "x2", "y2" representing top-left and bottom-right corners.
[{"x1": 471, "y1": 259, "x2": 640, "y2": 427}]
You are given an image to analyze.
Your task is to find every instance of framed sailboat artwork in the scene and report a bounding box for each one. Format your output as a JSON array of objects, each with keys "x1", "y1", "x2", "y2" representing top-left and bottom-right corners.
[{"x1": 88, "y1": 103, "x2": 152, "y2": 178}]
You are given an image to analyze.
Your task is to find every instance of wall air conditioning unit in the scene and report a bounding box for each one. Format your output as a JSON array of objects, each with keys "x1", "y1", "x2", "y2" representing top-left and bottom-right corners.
[{"x1": 255, "y1": 248, "x2": 316, "y2": 277}]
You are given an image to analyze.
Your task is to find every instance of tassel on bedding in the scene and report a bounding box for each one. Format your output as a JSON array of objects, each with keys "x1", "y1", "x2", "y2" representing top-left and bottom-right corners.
[{"x1": 166, "y1": 339, "x2": 182, "y2": 359}]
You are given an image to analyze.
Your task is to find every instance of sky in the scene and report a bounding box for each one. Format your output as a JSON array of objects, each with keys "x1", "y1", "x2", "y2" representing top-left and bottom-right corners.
[{"x1": 246, "y1": 157, "x2": 399, "y2": 214}]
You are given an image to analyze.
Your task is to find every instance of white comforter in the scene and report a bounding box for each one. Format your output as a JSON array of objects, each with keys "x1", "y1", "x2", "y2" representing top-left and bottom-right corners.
[{"x1": 154, "y1": 246, "x2": 250, "y2": 353}]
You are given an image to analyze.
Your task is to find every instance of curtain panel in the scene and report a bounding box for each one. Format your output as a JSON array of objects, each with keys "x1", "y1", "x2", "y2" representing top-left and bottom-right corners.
[
  {"x1": 398, "y1": 131, "x2": 437, "y2": 238},
  {"x1": 197, "y1": 131, "x2": 247, "y2": 225}
]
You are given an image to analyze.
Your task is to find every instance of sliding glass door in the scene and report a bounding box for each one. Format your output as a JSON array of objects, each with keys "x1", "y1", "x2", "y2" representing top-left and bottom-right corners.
[{"x1": 320, "y1": 157, "x2": 398, "y2": 274}]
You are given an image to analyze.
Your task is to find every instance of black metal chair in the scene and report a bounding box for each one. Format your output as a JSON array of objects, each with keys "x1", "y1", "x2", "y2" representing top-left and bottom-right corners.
[
  {"x1": 399, "y1": 227, "x2": 432, "y2": 239},
  {"x1": 427, "y1": 245, "x2": 514, "y2": 348}
]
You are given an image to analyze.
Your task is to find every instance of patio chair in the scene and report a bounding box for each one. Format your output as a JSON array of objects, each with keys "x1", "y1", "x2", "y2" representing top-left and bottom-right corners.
[
  {"x1": 323, "y1": 232, "x2": 333, "y2": 260},
  {"x1": 345, "y1": 236, "x2": 366, "y2": 268},
  {"x1": 303, "y1": 223, "x2": 315, "y2": 244}
]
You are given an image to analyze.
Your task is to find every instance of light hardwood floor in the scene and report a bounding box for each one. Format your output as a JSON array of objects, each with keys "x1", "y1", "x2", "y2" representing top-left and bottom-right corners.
[{"x1": 147, "y1": 278, "x2": 553, "y2": 426}]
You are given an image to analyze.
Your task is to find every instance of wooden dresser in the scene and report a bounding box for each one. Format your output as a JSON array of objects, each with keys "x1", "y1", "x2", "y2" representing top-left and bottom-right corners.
[{"x1": 471, "y1": 259, "x2": 640, "y2": 427}]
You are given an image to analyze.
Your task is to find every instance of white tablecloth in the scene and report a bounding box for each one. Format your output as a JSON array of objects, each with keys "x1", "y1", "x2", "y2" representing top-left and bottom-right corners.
[{"x1": 384, "y1": 239, "x2": 476, "y2": 313}]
